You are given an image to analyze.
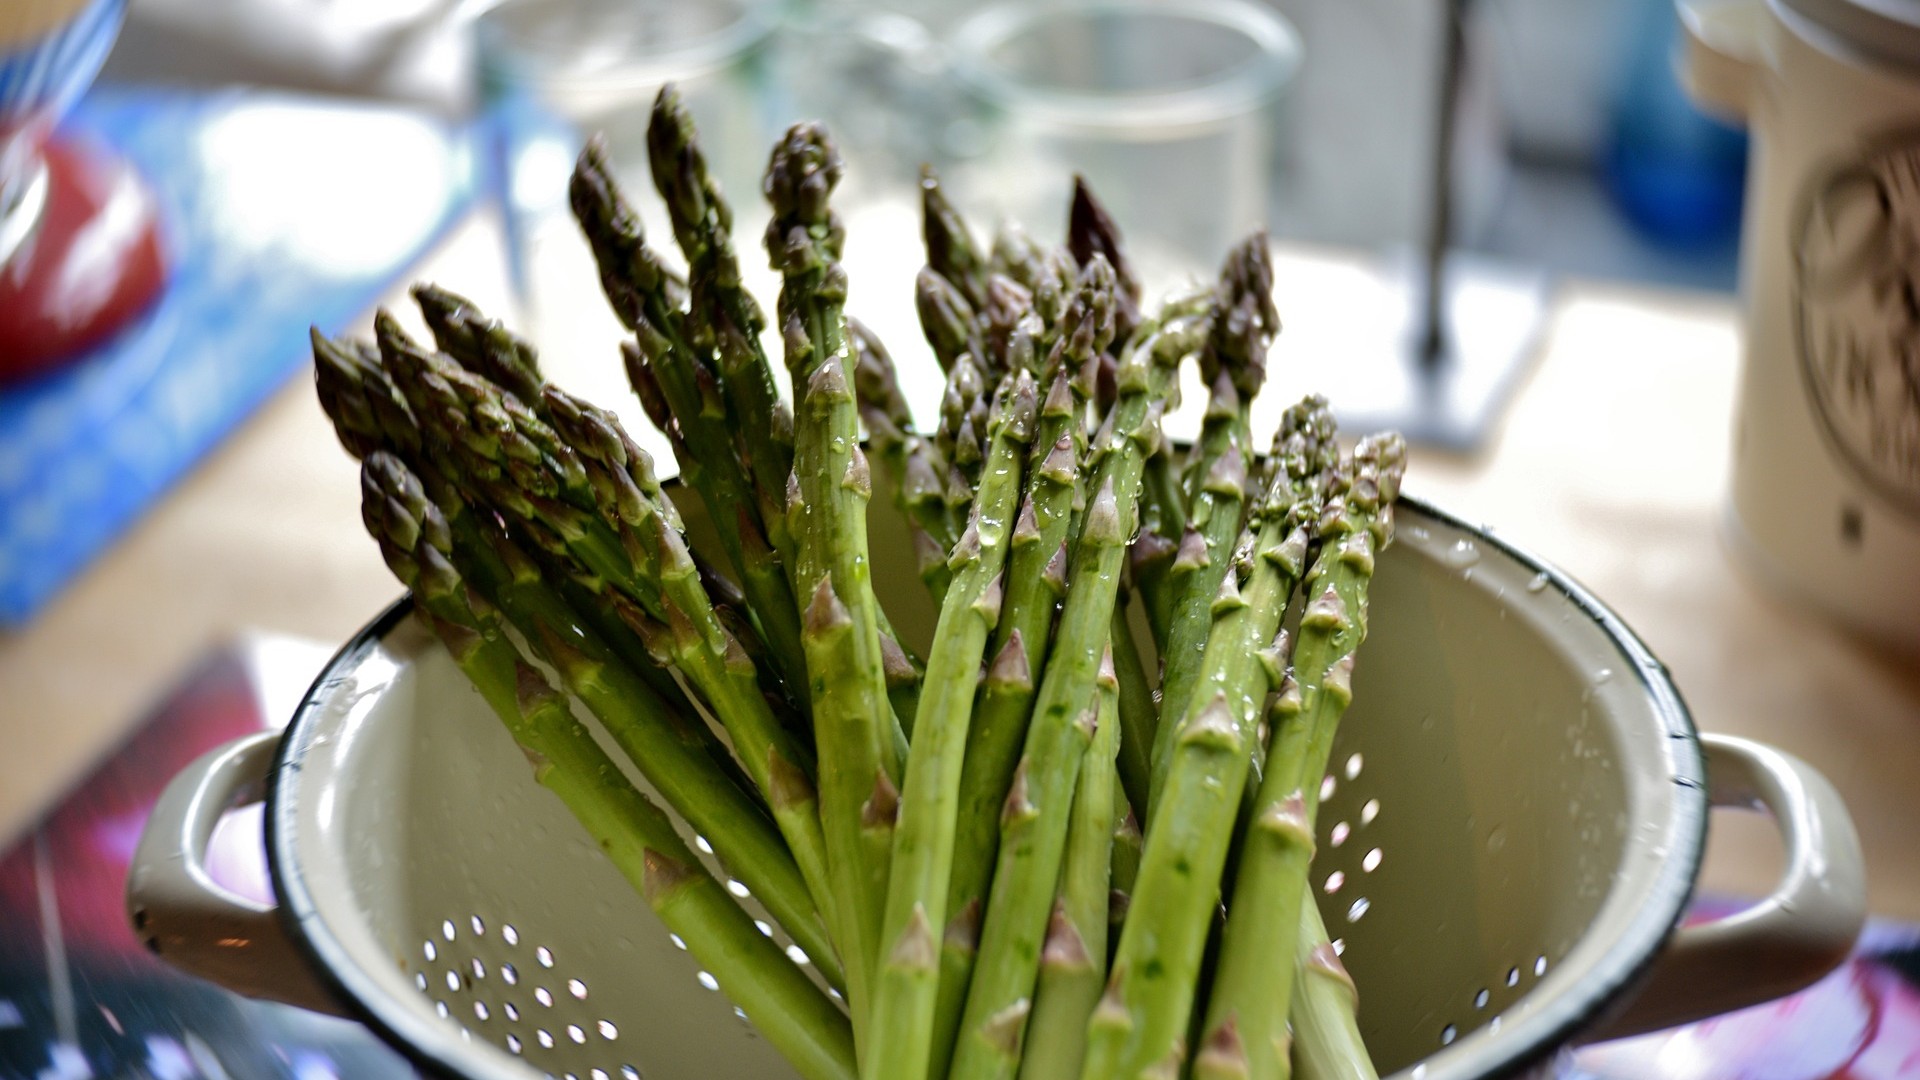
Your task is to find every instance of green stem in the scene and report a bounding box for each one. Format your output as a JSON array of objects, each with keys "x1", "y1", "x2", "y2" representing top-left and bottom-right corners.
[
  {"x1": 1017, "y1": 664, "x2": 1118, "y2": 1080},
  {"x1": 865, "y1": 376, "x2": 1037, "y2": 1080}
]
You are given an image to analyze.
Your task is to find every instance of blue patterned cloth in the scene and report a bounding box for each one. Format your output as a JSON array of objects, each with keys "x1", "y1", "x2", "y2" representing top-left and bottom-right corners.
[
  {"x1": 0, "y1": 0, "x2": 125, "y2": 122},
  {"x1": 0, "y1": 88, "x2": 478, "y2": 625}
]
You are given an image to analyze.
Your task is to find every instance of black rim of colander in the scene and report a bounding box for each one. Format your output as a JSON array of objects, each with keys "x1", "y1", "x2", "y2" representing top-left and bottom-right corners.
[
  {"x1": 263, "y1": 494, "x2": 1708, "y2": 1080},
  {"x1": 265, "y1": 593, "x2": 500, "y2": 1080}
]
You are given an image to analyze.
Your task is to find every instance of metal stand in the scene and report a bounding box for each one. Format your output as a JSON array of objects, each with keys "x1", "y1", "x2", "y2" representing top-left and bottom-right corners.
[{"x1": 1339, "y1": 0, "x2": 1547, "y2": 451}]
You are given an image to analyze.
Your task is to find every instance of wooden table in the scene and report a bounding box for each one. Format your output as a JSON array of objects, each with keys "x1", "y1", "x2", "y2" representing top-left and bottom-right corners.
[{"x1": 4, "y1": 230, "x2": 1917, "y2": 922}]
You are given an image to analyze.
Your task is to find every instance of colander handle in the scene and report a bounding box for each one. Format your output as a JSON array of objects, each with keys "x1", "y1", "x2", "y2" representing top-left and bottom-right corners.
[
  {"x1": 1585, "y1": 733, "x2": 1866, "y2": 1041},
  {"x1": 126, "y1": 731, "x2": 348, "y2": 1016}
]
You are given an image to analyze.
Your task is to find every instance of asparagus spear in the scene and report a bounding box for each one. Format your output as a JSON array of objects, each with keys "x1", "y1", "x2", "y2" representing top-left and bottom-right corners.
[
  {"x1": 851, "y1": 317, "x2": 964, "y2": 598},
  {"x1": 765, "y1": 122, "x2": 902, "y2": 1036},
  {"x1": 367, "y1": 318, "x2": 847, "y2": 982},
  {"x1": 359, "y1": 452, "x2": 854, "y2": 1080},
  {"x1": 1068, "y1": 175, "x2": 1143, "y2": 343},
  {"x1": 1289, "y1": 902, "x2": 1376, "y2": 1080},
  {"x1": 646, "y1": 86, "x2": 798, "y2": 553},
  {"x1": 1149, "y1": 236, "x2": 1281, "y2": 811},
  {"x1": 400, "y1": 291, "x2": 733, "y2": 713},
  {"x1": 922, "y1": 163, "x2": 991, "y2": 311},
  {"x1": 570, "y1": 138, "x2": 812, "y2": 704},
  {"x1": 978, "y1": 273, "x2": 1041, "y2": 385},
  {"x1": 1200, "y1": 431, "x2": 1406, "y2": 1080},
  {"x1": 930, "y1": 260, "x2": 1115, "y2": 1071},
  {"x1": 1107, "y1": 600, "x2": 1159, "y2": 824},
  {"x1": 1079, "y1": 397, "x2": 1335, "y2": 1080},
  {"x1": 1017, "y1": 655, "x2": 1119, "y2": 1080},
  {"x1": 990, "y1": 222, "x2": 1079, "y2": 352},
  {"x1": 865, "y1": 373, "x2": 1038, "y2": 1080},
  {"x1": 947, "y1": 294, "x2": 1210, "y2": 1080}
]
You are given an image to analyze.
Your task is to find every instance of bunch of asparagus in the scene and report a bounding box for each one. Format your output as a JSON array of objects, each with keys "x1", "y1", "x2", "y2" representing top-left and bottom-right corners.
[{"x1": 315, "y1": 86, "x2": 1406, "y2": 1080}]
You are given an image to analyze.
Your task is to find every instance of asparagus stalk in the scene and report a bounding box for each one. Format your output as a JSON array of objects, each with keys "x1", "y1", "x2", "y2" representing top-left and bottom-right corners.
[
  {"x1": 930, "y1": 260, "x2": 1115, "y2": 1072},
  {"x1": 1149, "y1": 237, "x2": 1281, "y2": 811},
  {"x1": 938, "y1": 354, "x2": 991, "y2": 496},
  {"x1": 948, "y1": 295, "x2": 1210, "y2": 1080},
  {"x1": 570, "y1": 138, "x2": 812, "y2": 704},
  {"x1": 646, "y1": 87, "x2": 799, "y2": 553},
  {"x1": 919, "y1": 266, "x2": 986, "y2": 376},
  {"x1": 990, "y1": 222, "x2": 1079, "y2": 353},
  {"x1": 1289, "y1": 902, "x2": 1376, "y2": 1080},
  {"x1": 400, "y1": 291, "x2": 719, "y2": 717},
  {"x1": 921, "y1": 164, "x2": 991, "y2": 312},
  {"x1": 1017, "y1": 656, "x2": 1119, "y2": 1080},
  {"x1": 1200, "y1": 431, "x2": 1406, "y2": 1080},
  {"x1": 366, "y1": 319, "x2": 847, "y2": 984},
  {"x1": 1107, "y1": 601, "x2": 1158, "y2": 825},
  {"x1": 1068, "y1": 175, "x2": 1143, "y2": 344},
  {"x1": 865, "y1": 373, "x2": 1038, "y2": 1080},
  {"x1": 1079, "y1": 397, "x2": 1335, "y2": 1080},
  {"x1": 765, "y1": 122, "x2": 902, "y2": 1036},
  {"x1": 359, "y1": 452, "x2": 854, "y2": 1080},
  {"x1": 852, "y1": 316, "x2": 961, "y2": 567}
]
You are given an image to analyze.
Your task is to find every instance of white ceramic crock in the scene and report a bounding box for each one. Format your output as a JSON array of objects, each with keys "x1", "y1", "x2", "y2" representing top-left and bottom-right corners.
[{"x1": 1681, "y1": 0, "x2": 1920, "y2": 651}]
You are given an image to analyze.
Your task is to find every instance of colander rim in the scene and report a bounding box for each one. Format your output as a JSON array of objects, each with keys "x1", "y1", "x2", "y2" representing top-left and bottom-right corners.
[{"x1": 262, "y1": 493, "x2": 1707, "y2": 1080}]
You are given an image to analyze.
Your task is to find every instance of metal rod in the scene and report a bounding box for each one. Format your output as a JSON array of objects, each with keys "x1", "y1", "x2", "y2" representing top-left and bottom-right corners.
[{"x1": 1418, "y1": 0, "x2": 1469, "y2": 368}]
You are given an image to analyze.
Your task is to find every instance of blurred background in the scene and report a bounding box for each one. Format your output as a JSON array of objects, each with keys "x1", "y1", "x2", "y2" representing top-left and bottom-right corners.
[
  {"x1": 94, "y1": 0, "x2": 1750, "y2": 281},
  {"x1": 0, "y1": 0, "x2": 1755, "y2": 628}
]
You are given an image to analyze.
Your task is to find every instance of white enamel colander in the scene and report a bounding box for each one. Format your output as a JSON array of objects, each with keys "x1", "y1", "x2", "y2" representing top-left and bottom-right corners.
[{"x1": 127, "y1": 493, "x2": 1866, "y2": 1080}]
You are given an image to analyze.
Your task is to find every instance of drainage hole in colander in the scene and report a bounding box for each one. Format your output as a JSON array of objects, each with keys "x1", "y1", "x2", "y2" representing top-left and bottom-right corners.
[
  {"x1": 415, "y1": 973, "x2": 428, "y2": 992},
  {"x1": 1360, "y1": 798, "x2": 1380, "y2": 825},
  {"x1": 1319, "y1": 775, "x2": 1336, "y2": 801},
  {"x1": 537, "y1": 945, "x2": 555, "y2": 968},
  {"x1": 537, "y1": 1028, "x2": 555, "y2": 1049},
  {"x1": 1505, "y1": 966, "x2": 1519, "y2": 987},
  {"x1": 435, "y1": 1001, "x2": 450, "y2": 1019},
  {"x1": 1346, "y1": 896, "x2": 1369, "y2": 922},
  {"x1": 1362, "y1": 848, "x2": 1382, "y2": 872},
  {"x1": 442, "y1": 919, "x2": 458, "y2": 942},
  {"x1": 1344, "y1": 753, "x2": 1363, "y2": 780},
  {"x1": 474, "y1": 1001, "x2": 490, "y2": 1022},
  {"x1": 506, "y1": 1033, "x2": 523, "y2": 1054},
  {"x1": 1441, "y1": 1024, "x2": 1458, "y2": 1045},
  {"x1": 569, "y1": 977, "x2": 589, "y2": 999},
  {"x1": 503, "y1": 962, "x2": 519, "y2": 985},
  {"x1": 1330, "y1": 938, "x2": 1345, "y2": 956},
  {"x1": 503, "y1": 924, "x2": 520, "y2": 946},
  {"x1": 727, "y1": 878, "x2": 752, "y2": 899},
  {"x1": 471, "y1": 915, "x2": 486, "y2": 936},
  {"x1": 753, "y1": 921, "x2": 774, "y2": 938},
  {"x1": 505, "y1": 1002, "x2": 521, "y2": 1021},
  {"x1": 424, "y1": 940, "x2": 438, "y2": 962},
  {"x1": 1473, "y1": 989, "x2": 1489, "y2": 1009},
  {"x1": 669, "y1": 932, "x2": 688, "y2": 950},
  {"x1": 696, "y1": 835, "x2": 714, "y2": 855},
  {"x1": 1535, "y1": 955, "x2": 1548, "y2": 977},
  {"x1": 472, "y1": 958, "x2": 488, "y2": 980},
  {"x1": 535, "y1": 986, "x2": 554, "y2": 1007},
  {"x1": 622, "y1": 1067, "x2": 642, "y2": 1080},
  {"x1": 1323, "y1": 871, "x2": 1344, "y2": 894},
  {"x1": 445, "y1": 970, "x2": 461, "y2": 993},
  {"x1": 786, "y1": 944, "x2": 811, "y2": 966},
  {"x1": 698, "y1": 970, "x2": 721, "y2": 991},
  {"x1": 568, "y1": 1023, "x2": 588, "y2": 1044},
  {"x1": 1329, "y1": 822, "x2": 1350, "y2": 847}
]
